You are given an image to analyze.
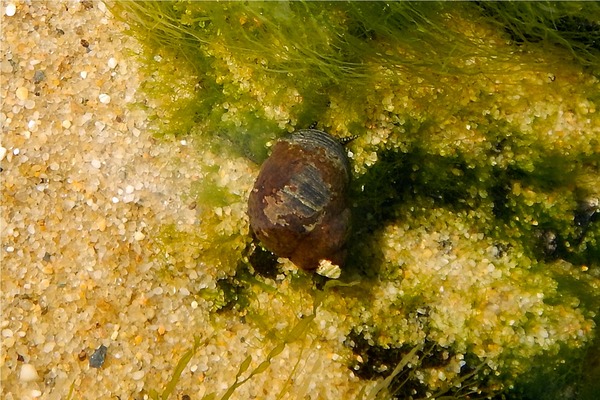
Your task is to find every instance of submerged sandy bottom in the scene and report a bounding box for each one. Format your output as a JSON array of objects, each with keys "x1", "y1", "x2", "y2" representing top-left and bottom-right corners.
[
  {"x1": 2, "y1": 1, "x2": 366, "y2": 399},
  {"x1": 0, "y1": 2, "x2": 321, "y2": 399},
  {"x1": 2, "y1": 2, "x2": 600, "y2": 400}
]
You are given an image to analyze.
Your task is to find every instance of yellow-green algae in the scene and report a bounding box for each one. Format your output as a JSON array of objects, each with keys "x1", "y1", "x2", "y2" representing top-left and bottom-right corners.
[{"x1": 112, "y1": 1, "x2": 600, "y2": 399}]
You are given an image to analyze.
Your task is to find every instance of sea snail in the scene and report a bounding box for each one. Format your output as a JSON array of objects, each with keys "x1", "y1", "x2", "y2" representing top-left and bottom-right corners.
[{"x1": 248, "y1": 129, "x2": 352, "y2": 272}]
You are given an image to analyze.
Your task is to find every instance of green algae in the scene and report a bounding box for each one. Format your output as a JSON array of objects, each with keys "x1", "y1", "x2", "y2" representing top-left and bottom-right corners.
[
  {"x1": 113, "y1": 2, "x2": 524, "y2": 153},
  {"x1": 149, "y1": 336, "x2": 204, "y2": 400},
  {"x1": 478, "y1": 1, "x2": 600, "y2": 68},
  {"x1": 112, "y1": 1, "x2": 600, "y2": 398}
]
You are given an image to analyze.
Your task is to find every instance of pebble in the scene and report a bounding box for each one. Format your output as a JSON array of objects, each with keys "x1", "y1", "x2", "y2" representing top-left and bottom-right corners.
[
  {"x1": 132, "y1": 370, "x2": 145, "y2": 380},
  {"x1": 19, "y1": 363, "x2": 40, "y2": 382},
  {"x1": 89, "y1": 344, "x2": 108, "y2": 368},
  {"x1": 43, "y1": 341, "x2": 55, "y2": 353},
  {"x1": 91, "y1": 159, "x2": 101, "y2": 169},
  {"x1": 134, "y1": 231, "x2": 145, "y2": 241},
  {"x1": 0, "y1": 146, "x2": 7, "y2": 161},
  {"x1": 108, "y1": 57, "x2": 118, "y2": 69},
  {"x1": 16, "y1": 87, "x2": 29, "y2": 101},
  {"x1": 5, "y1": 3, "x2": 16, "y2": 17},
  {"x1": 99, "y1": 93, "x2": 111, "y2": 104},
  {"x1": 33, "y1": 70, "x2": 46, "y2": 83},
  {"x1": 1, "y1": 60, "x2": 13, "y2": 73}
]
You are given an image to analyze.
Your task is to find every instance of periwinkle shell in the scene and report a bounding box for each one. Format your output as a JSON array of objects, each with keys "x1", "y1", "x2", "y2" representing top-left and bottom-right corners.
[{"x1": 248, "y1": 129, "x2": 352, "y2": 271}]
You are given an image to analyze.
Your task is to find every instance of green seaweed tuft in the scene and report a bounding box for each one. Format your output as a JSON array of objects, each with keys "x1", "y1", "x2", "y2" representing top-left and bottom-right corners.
[{"x1": 476, "y1": 1, "x2": 600, "y2": 68}]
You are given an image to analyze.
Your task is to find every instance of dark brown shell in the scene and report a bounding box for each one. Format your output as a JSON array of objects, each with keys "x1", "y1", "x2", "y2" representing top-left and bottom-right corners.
[{"x1": 248, "y1": 129, "x2": 352, "y2": 270}]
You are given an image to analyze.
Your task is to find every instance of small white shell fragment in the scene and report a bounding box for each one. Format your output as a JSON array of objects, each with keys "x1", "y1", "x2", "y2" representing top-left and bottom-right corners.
[
  {"x1": 108, "y1": 57, "x2": 118, "y2": 69},
  {"x1": 98, "y1": 93, "x2": 111, "y2": 104},
  {"x1": 5, "y1": 3, "x2": 16, "y2": 17},
  {"x1": 134, "y1": 231, "x2": 145, "y2": 241},
  {"x1": 316, "y1": 259, "x2": 341, "y2": 279},
  {"x1": 0, "y1": 146, "x2": 7, "y2": 161},
  {"x1": 19, "y1": 363, "x2": 40, "y2": 382}
]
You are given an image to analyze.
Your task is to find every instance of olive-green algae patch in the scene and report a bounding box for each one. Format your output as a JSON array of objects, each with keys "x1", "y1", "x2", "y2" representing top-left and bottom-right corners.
[
  {"x1": 478, "y1": 1, "x2": 600, "y2": 68},
  {"x1": 153, "y1": 148, "x2": 255, "y2": 284},
  {"x1": 112, "y1": 1, "x2": 600, "y2": 398},
  {"x1": 340, "y1": 205, "x2": 596, "y2": 390}
]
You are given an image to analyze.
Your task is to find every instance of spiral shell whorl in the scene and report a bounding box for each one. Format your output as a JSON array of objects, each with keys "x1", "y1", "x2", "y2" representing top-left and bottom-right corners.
[{"x1": 248, "y1": 129, "x2": 352, "y2": 271}]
